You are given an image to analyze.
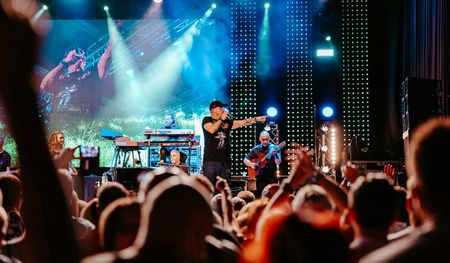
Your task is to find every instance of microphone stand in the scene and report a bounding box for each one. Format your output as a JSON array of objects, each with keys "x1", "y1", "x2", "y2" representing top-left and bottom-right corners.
[{"x1": 345, "y1": 135, "x2": 358, "y2": 162}]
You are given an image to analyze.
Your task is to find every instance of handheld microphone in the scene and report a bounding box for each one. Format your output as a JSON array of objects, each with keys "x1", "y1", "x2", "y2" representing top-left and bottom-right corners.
[{"x1": 224, "y1": 109, "x2": 235, "y2": 119}]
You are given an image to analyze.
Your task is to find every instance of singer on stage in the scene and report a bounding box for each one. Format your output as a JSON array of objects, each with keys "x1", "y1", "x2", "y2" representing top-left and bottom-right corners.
[{"x1": 202, "y1": 100, "x2": 267, "y2": 186}]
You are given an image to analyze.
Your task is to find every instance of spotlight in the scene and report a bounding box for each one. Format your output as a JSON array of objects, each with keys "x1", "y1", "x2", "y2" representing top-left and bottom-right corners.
[
  {"x1": 321, "y1": 106, "x2": 334, "y2": 118},
  {"x1": 316, "y1": 49, "x2": 334, "y2": 57},
  {"x1": 103, "y1": 5, "x2": 109, "y2": 11},
  {"x1": 264, "y1": 3, "x2": 270, "y2": 8},
  {"x1": 320, "y1": 145, "x2": 328, "y2": 153},
  {"x1": 320, "y1": 124, "x2": 329, "y2": 132},
  {"x1": 43, "y1": 5, "x2": 48, "y2": 10},
  {"x1": 126, "y1": 69, "x2": 134, "y2": 76},
  {"x1": 266, "y1": 107, "x2": 278, "y2": 117},
  {"x1": 154, "y1": 0, "x2": 163, "y2": 3},
  {"x1": 325, "y1": 36, "x2": 331, "y2": 41},
  {"x1": 211, "y1": 3, "x2": 217, "y2": 9},
  {"x1": 321, "y1": 166, "x2": 330, "y2": 174}
]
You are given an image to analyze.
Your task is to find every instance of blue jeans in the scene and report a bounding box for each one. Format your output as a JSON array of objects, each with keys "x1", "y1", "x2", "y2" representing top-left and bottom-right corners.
[{"x1": 203, "y1": 161, "x2": 231, "y2": 187}]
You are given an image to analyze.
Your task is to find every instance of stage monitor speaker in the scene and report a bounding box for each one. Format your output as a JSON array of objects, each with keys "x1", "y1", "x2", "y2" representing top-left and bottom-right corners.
[
  {"x1": 115, "y1": 167, "x2": 152, "y2": 191},
  {"x1": 401, "y1": 77, "x2": 444, "y2": 140}
]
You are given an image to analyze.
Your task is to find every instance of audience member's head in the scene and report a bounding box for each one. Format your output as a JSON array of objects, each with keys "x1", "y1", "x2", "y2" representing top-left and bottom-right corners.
[
  {"x1": 96, "y1": 182, "x2": 128, "y2": 214},
  {"x1": 192, "y1": 175, "x2": 214, "y2": 197},
  {"x1": 261, "y1": 183, "x2": 279, "y2": 199},
  {"x1": 237, "y1": 198, "x2": 269, "y2": 241},
  {"x1": 98, "y1": 197, "x2": 140, "y2": 251},
  {"x1": 267, "y1": 214, "x2": 349, "y2": 263},
  {"x1": 407, "y1": 118, "x2": 450, "y2": 223},
  {"x1": 348, "y1": 173, "x2": 397, "y2": 233},
  {"x1": 137, "y1": 167, "x2": 180, "y2": 203},
  {"x1": 133, "y1": 176, "x2": 214, "y2": 262},
  {"x1": 0, "y1": 173, "x2": 22, "y2": 211},
  {"x1": 80, "y1": 198, "x2": 100, "y2": 226},
  {"x1": 293, "y1": 184, "x2": 335, "y2": 212},
  {"x1": 292, "y1": 184, "x2": 336, "y2": 226},
  {"x1": 237, "y1": 190, "x2": 255, "y2": 204},
  {"x1": 232, "y1": 197, "x2": 246, "y2": 213}
]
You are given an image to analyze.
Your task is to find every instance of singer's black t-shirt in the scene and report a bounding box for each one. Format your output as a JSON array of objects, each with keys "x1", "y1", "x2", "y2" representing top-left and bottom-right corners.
[{"x1": 202, "y1": 117, "x2": 234, "y2": 162}]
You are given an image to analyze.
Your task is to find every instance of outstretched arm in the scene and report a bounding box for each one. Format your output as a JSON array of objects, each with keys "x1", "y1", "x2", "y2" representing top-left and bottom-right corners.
[{"x1": 232, "y1": 115, "x2": 267, "y2": 129}]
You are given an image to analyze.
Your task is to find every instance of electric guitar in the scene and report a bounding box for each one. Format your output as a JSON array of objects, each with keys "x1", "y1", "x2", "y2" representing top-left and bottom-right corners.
[{"x1": 247, "y1": 141, "x2": 286, "y2": 179}]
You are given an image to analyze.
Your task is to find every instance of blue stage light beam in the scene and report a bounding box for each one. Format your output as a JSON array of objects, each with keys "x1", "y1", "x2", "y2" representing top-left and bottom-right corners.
[
  {"x1": 101, "y1": 13, "x2": 147, "y2": 116},
  {"x1": 266, "y1": 107, "x2": 278, "y2": 117},
  {"x1": 257, "y1": 4, "x2": 271, "y2": 76},
  {"x1": 139, "y1": 5, "x2": 214, "y2": 109}
]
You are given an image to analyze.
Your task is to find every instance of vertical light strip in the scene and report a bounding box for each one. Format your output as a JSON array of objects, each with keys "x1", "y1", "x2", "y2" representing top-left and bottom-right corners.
[
  {"x1": 286, "y1": 0, "x2": 314, "y2": 166},
  {"x1": 330, "y1": 126, "x2": 337, "y2": 165},
  {"x1": 230, "y1": 0, "x2": 257, "y2": 176},
  {"x1": 342, "y1": 0, "x2": 370, "y2": 146}
]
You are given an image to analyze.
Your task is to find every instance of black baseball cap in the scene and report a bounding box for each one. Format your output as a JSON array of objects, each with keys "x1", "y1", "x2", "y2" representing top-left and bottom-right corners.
[{"x1": 209, "y1": 100, "x2": 228, "y2": 110}]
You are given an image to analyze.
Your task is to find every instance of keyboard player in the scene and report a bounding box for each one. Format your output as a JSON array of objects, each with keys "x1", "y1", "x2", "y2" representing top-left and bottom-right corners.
[
  {"x1": 159, "y1": 113, "x2": 187, "y2": 164},
  {"x1": 168, "y1": 150, "x2": 189, "y2": 174}
]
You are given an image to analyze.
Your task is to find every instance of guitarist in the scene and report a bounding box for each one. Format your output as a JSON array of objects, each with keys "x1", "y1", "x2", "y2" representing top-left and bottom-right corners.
[{"x1": 244, "y1": 131, "x2": 281, "y2": 196}]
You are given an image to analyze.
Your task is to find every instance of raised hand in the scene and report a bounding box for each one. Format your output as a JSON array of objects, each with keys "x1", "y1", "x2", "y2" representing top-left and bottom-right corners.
[
  {"x1": 215, "y1": 176, "x2": 229, "y2": 192},
  {"x1": 285, "y1": 143, "x2": 316, "y2": 188},
  {"x1": 63, "y1": 49, "x2": 84, "y2": 64},
  {"x1": 54, "y1": 146, "x2": 80, "y2": 169},
  {"x1": 383, "y1": 164, "x2": 396, "y2": 181},
  {"x1": 343, "y1": 162, "x2": 359, "y2": 183}
]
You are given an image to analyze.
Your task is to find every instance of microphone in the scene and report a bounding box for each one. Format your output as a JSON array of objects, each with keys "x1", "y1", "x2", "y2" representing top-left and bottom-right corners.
[{"x1": 224, "y1": 109, "x2": 235, "y2": 119}]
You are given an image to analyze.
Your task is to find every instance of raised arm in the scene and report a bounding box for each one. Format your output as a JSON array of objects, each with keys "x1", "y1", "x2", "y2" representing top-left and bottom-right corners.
[
  {"x1": 215, "y1": 177, "x2": 234, "y2": 231},
  {"x1": 0, "y1": 13, "x2": 79, "y2": 263},
  {"x1": 40, "y1": 49, "x2": 81, "y2": 92},
  {"x1": 40, "y1": 64, "x2": 65, "y2": 92},
  {"x1": 97, "y1": 42, "x2": 112, "y2": 80}
]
